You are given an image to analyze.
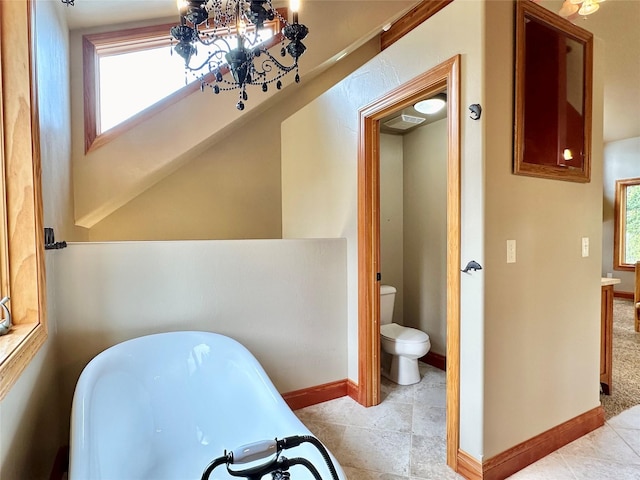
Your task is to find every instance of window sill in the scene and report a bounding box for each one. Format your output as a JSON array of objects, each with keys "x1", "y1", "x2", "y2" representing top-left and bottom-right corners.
[
  {"x1": 0, "y1": 323, "x2": 47, "y2": 401},
  {"x1": 613, "y1": 264, "x2": 635, "y2": 272}
]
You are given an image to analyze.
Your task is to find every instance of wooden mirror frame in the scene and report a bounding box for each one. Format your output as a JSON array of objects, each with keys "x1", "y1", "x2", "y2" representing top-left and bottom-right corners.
[{"x1": 513, "y1": 0, "x2": 593, "y2": 183}]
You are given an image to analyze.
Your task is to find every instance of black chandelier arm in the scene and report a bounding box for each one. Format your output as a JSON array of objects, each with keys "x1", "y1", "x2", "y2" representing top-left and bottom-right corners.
[
  {"x1": 188, "y1": 44, "x2": 299, "y2": 82},
  {"x1": 250, "y1": 50, "x2": 299, "y2": 78},
  {"x1": 194, "y1": 31, "x2": 263, "y2": 51},
  {"x1": 191, "y1": 32, "x2": 235, "y2": 52},
  {"x1": 182, "y1": 45, "x2": 233, "y2": 73}
]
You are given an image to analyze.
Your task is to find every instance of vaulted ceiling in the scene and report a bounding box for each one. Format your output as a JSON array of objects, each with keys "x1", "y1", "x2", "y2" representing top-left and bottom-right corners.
[
  {"x1": 63, "y1": 0, "x2": 639, "y2": 144},
  {"x1": 59, "y1": 0, "x2": 639, "y2": 230}
]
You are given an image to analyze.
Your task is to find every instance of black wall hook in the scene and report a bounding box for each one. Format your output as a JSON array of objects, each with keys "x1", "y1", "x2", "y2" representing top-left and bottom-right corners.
[
  {"x1": 44, "y1": 227, "x2": 67, "y2": 250},
  {"x1": 462, "y1": 260, "x2": 483, "y2": 273}
]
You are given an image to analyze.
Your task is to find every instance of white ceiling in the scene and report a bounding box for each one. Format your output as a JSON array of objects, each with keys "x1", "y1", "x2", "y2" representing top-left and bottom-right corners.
[
  {"x1": 58, "y1": 0, "x2": 640, "y2": 143},
  {"x1": 58, "y1": 0, "x2": 413, "y2": 30},
  {"x1": 60, "y1": 0, "x2": 177, "y2": 29}
]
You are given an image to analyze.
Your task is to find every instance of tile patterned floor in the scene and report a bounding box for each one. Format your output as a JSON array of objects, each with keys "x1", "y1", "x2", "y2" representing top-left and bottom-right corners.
[{"x1": 295, "y1": 364, "x2": 640, "y2": 479}]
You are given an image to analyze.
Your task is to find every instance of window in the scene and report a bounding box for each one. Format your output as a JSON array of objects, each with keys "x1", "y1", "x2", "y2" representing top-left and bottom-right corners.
[
  {"x1": 0, "y1": 0, "x2": 47, "y2": 402},
  {"x1": 98, "y1": 44, "x2": 191, "y2": 133},
  {"x1": 614, "y1": 177, "x2": 640, "y2": 271},
  {"x1": 83, "y1": 13, "x2": 284, "y2": 154}
]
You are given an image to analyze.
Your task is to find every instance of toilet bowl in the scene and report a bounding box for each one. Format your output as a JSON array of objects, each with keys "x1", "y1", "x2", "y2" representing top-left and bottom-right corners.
[{"x1": 380, "y1": 285, "x2": 431, "y2": 385}]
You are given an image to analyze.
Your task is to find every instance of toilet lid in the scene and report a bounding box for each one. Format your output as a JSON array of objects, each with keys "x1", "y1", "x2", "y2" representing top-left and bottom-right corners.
[{"x1": 381, "y1": 323, "x2": 429, "y2": 344}]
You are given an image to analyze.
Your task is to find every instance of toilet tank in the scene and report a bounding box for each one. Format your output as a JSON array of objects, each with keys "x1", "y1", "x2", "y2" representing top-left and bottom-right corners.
[{"x1": 380, "y1": 285, "x2": 396, "y2": 325}]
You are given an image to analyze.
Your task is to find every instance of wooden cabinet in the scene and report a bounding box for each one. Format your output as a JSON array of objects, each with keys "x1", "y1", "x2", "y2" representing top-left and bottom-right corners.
[
  {"x1": 600, "y1": 278, "x2": 620, "y2": 395},
  {"x1": 600, "y1": 283, "x2": 614, "y2": 394}
]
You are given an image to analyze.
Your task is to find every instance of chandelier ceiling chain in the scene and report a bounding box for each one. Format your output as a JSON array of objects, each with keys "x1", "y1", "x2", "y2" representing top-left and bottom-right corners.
[{"x1": 171, "y1": 0, "x2": 309, "y2": 110}]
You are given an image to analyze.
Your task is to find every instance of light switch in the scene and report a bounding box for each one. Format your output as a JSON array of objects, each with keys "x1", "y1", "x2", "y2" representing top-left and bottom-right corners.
[
  {"x1": 582, "y1": 237, "x2": 589, "y2": 257},
  {"x1": 507, "y1": 240, "x2": 516, "y2": 264}
]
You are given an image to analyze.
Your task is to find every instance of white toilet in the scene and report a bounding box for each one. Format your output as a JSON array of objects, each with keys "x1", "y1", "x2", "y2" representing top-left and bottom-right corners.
[{"x1": 380, "y1": 285, "x2": 431, "y2": 385}]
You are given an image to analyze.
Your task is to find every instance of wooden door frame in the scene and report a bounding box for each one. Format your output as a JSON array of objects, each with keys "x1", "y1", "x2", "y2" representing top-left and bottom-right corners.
[{"x1": 357, "y1": 55, "x2": 461, "y2": 470}]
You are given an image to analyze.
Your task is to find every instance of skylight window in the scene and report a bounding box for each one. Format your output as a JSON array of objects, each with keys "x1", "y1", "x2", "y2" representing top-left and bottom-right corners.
[
  {"x1": 83, "y1": 17, "x2": 282, "y2": 153},
  {"x1": 99, "y1": 45, "x2": 187, "y2": 133}
]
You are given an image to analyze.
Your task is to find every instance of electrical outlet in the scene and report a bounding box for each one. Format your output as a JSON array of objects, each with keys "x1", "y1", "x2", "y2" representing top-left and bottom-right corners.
[
  {"x1": 582, "y1": 237, "x2": 589, "y2": 257},
  {"x1": 507, "y1": 240, "x2": 516, "y2": 264}
]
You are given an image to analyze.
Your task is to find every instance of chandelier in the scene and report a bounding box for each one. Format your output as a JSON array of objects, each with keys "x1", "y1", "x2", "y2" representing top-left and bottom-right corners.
[
  {"x1": 558, "y1": 0, "x2": 604, "y2": 18},
  {"x1": 171, "y1": 0, "x2": 309, "y2": 110}
]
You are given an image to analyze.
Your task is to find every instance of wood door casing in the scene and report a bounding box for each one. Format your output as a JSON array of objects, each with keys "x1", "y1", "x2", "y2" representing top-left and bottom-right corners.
[{"x1": 357, "y1": 54, "x2": 461, "y2": 470}]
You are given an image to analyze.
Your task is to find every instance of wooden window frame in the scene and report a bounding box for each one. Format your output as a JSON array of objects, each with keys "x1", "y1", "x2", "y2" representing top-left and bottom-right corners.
[
  {"x1": 0, "y1": 0, "x2": 47, "y2": 402},
  {"x1": 614, "y1": 177, "x2": 640, "y2": 271},
  {"x1": 83, "y1": 10, "x2": 286, "y2": 154}
]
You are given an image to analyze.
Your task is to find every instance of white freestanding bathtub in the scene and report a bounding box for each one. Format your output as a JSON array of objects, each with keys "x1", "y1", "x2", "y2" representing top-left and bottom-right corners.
[{"x1": 69, "y1": 331, "x2": 345, "y2": 480}]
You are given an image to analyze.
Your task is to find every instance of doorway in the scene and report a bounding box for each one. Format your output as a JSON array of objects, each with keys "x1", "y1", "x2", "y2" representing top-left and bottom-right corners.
[{"x1": 356, "y1": 55, "x2": 461, "y2": 469}]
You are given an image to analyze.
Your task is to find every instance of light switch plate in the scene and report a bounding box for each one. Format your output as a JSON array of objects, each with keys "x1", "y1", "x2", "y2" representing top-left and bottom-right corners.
[
  {"x1": 507, "y1": 240, "x2": 516, "y2": 263},
  {"x1": 582, "y1": 237, "x2": 589, "y2": 257}
]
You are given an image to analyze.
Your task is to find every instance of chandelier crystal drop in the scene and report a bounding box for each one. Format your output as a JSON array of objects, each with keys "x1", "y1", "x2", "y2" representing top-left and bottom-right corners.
[{"x1": 171, "y1": 0, "x2": 309, "y2": 110}]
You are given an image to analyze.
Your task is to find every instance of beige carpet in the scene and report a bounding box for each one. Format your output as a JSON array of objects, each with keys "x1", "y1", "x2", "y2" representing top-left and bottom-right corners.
[{"x1": 600, "y1": 298, "x2": 640, "y2": 419}]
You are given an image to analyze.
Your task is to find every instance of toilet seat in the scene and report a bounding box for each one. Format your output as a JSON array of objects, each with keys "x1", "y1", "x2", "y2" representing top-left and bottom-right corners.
[{"x1": 381, "y1": 323, "x2": 429, "y2": 344}]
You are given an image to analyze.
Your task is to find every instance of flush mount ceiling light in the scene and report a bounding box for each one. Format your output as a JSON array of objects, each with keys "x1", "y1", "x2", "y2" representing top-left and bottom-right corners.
[
  {"x1": 414, "y1": 93, "x2": 446, "y2": 115},
  {"x1": 171, "y1": 0, "x2": 309, "y2": 110},
  {"x1": 558, "y1": 0, "x2": 604, "y2": 18}
]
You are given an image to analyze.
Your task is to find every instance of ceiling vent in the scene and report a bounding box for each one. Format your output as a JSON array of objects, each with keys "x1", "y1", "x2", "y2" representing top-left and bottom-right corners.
[{"x1": 383, "y1": 114, "x2": 426, "y2": 130}]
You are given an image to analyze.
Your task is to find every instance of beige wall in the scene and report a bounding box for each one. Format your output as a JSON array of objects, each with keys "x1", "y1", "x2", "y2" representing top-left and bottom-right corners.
[
  {"x1": 380, "y1": 134, "x2": 405, "y2": 321},
  {"x1": 403, "y1": 119, "x2": 448, "y2": 355},
  {"x1": 482, "y1": 0, "x2": 604, "y2": 458},
  {"x1": 282, "y1": 0, "x2": 605, "y2": 461},
  {"x1": 282, "y1": 0, "x2": 486, "y2": 457},
  {"x1": 380, "y1": 119, "x2": 448, "y2": 356},
  {"x1": 0, "y1": 1, "x2": 84, "y2": 478},
  {"x1": 0, "y1": 270, "x2": 61, "y2": 479},
  {"x1": 53, "y1": 239, "x2": 348, "y2": 447},
  {"x1": 602, "y1": 136, "x2": 640, "y2": 292},
  {"x1": 88, "y1": 38, "x2": 381, "y2": 241}
]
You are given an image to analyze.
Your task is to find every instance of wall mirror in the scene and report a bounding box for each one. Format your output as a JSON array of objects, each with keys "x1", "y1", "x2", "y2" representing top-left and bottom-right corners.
[{"x1": 514, "y1": 0, "x2": 593, "y2": 182}]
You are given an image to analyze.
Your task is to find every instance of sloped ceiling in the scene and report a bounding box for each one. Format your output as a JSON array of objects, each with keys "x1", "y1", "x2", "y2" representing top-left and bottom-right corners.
[
  {"x1": 62, "y1": 0, "x2": 639, "y2": 229},
  {"x1": 65, "y1": 0, "x2": 419, "y2": 228},
  {"x1": 63, "y1": 0, "x2": 176, "y2": 29}
]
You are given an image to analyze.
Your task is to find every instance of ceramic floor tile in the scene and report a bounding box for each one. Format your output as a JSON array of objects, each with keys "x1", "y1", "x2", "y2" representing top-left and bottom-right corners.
[
  {"x1": 336, "y1": 426, "x2": 412, "y2": 476},
  {"x1": 295, "y1": 396, "x2": 355, "y2": 425},
  {"x1": 297, "y1": 395, "x2": 413, "y2": 433},
  {"x1": 561, "y1": 455, "x2": 640, "y2": 479},
  {"x1": 381, "y1": 377, "x2": 415, "y2": 405},
  {"x1": 410, "y1": 434, "x2": 461, "y2": 479},
  {"x1": 613, "y1": 427, "x2": 640, "y2": 456},
  {"x1": 558, "y1": 424, "x2": 640, "y2": 465},
  {"x1": 411, "y1": 405, "x2": 446, "y2": 438},
  {"x1": 607, "y1": 404, "x2": 640, "y2": 430},
  {"x1": 296, "y1": 363, "x2": 640, "y2": 479},
  {"x1": 299, "y1": 419, "x2": 346, "y2": 454},
  {"x1": 506, "y1": 452, "x2": 576, "y2": 479},
  {"x1": 342, "y1": 397, "x2": 414, "y2": 433},
  {"x1": 413, "y1": 383, "x2": 446, "y2": 408},
  {"x1": 342, "y1": 466, "x2": 408, "y2": 479},
  {"x1": 418, "y1": 365, "x2": 446, "y2": 386}
]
